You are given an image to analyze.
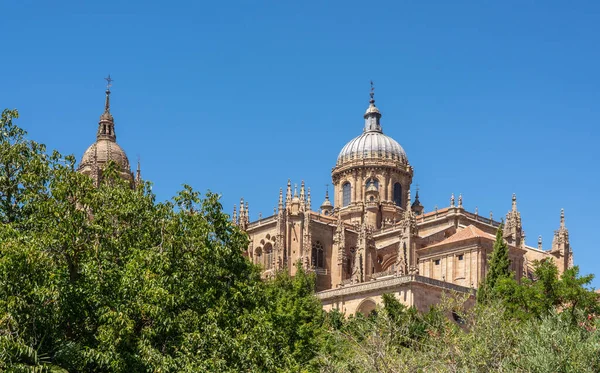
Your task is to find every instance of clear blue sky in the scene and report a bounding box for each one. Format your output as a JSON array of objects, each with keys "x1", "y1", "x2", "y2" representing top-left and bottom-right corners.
[{"x1": 3, "y1": 1, "x2": 599, "y2": 287}]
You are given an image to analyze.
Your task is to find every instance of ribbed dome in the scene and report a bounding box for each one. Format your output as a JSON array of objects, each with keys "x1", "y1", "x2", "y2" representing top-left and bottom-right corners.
[
  {"x1": 337, "y1": 131, "x2": 407, "y2": 165},
  {"x1": 80, "y1": 139, "x2": 131, "y2": 171}
]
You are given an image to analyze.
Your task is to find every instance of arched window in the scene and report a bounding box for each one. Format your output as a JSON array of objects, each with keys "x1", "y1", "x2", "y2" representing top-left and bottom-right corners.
[
  {"x1": 393, "y1": 183, "x2": 402, "y2": 207},
  {"x1": 255, "y1": 247, "x2": 263, "y2": 266},
  {"x1": 312, "y1": 241, "x2": 324, "y2": 268},
  {"x1": 342, "y1": 182, "x2": 351, "y2": 207},
  {"x1": 365, "y1": 178, "x2": 379, "y2": 190},
  {"x1": 264, "y1": 243, "x2": 273, "y2": 270},
  {"x1": 347, "y1": 247, "x2": 356, "y2": 275}
]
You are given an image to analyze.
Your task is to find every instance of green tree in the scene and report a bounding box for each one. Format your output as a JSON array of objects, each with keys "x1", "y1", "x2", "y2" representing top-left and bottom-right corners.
[
  {"x1": 0, "y1": 110, "x2": 326, "y2": 372},
  {"x1": 477, "y1": 224, "x2": 511, "y2": 303},
  {"x1": 498, "y1": 259, "x2": 599, "y2": 323},
  {"x1": 0, "y1": 108, "x2": 52, "y2": 225}
]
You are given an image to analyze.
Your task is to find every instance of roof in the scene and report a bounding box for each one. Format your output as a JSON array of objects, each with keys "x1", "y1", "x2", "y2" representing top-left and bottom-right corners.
[
  {"x1": 426, "y1": 225, "x2": 495, "y2": 249},
  {"x1": 337, "y1": 131, "x2": 407, "y2": 165}
]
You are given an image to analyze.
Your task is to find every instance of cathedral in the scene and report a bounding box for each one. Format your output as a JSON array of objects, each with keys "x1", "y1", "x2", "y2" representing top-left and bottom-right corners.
[{"x1": 78, "y1": 80, "x2": 573, "y2": 316}]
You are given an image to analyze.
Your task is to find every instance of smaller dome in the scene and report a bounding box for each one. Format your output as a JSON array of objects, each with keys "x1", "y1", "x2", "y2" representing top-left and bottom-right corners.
[{"x1": 79, "y1": 139, "x2": 131, "y2": 171}]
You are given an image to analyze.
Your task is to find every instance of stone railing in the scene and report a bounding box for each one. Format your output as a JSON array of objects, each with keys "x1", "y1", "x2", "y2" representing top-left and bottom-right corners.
[
  {"x1": 462, "y1": 211, "x2": 501, "y2": 227},
  {"x1": 247, "y1": 215, "x2": 277, "y2": 229},
  {"x1": 317, "y1": 274, "x2": 474, "y2": 300},
  {"x1": 368, "y1": 268, "x2": 396, "y2": 280}
]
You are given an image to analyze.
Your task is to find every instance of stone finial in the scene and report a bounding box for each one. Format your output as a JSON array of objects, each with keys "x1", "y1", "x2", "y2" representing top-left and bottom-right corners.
[
  {"x1": 258, "y1": 212, "x2": 262, "y2": 220},
  {"x1": 294, "y1": 183, "x2": 298, "y2": 198},
  {"x1": 560, "y1": 208, "x2": 565, "y2": 228},
  {"x1": 538, "y1": 235, "x2": 543, "y2": 250},
  {"x1": 458, "y1": 193, "x2": 463, "y2": 208},
  {"x1": 407, "y1": 189, "x2": 411, "y2": 207},
  {"x1": 475, "y1": 206, "x2": 479, "y2": 215},
  {"x1": 450, "y1": 193, "x2": 455, "y2": 207},
  {"x1": 245, "y1": 201, "x2": 249, "y2": 221},
  {"x1": 490, "y1": 211, "x2": 493, "y2": 221},
  {"x1": 232, "y1": 205, "x2": 237, "y2": 225},
  {"x1": 307, "y1": 187, "x2": 311, "y2": 211},
  {"x1": 278, "y1": 188, "x2": 283, "y2": 211},
  {"x1": 286, "y1": 179, "x2": 292, "y2": 206},
  {"x1": 104, "y1": 74, "x2": 113, "y2": 110},
  {"x1": 300, "y1": 180, "x2": 305, "y2": 201},
  {"x1": 512, "y1": 193, "x2": 517, "y2": 211},
  {"x1": 135, "y1": 158, "x2": 142, "y2": 184}
]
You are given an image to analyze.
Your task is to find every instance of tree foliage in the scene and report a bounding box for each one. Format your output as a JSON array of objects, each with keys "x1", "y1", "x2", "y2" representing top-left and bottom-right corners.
[{"x1": 0, "y1": 112, "x2": 323, "y2": 372}]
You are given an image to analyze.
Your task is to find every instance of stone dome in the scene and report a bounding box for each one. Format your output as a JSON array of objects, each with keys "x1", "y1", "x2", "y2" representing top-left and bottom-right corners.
[
  {"x1": 337, "y1": 131, "x2": 407, "y2": 165},
  {"x1": 80, "y1": 139, "x2": 131, "y2": 171}
]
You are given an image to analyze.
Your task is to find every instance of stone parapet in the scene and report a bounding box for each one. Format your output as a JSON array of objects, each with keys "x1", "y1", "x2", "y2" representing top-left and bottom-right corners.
[{"x1": 316, "y1": 274, "x2": 474, "y2": 302}]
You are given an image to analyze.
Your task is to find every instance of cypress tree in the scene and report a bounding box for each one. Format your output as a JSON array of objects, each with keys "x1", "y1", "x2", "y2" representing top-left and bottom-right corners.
[{"x1": 477, "y1": 223, "x2": 511, "y2": 303}]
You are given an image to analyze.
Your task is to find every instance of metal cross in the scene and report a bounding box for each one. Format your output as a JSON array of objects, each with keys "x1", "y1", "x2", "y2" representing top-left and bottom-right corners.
[
  {"x1": 370, "y1": 80, "x2": 374, "y2": 99},
  {"x1": 105, "y1": 74, "x2": 113, "y2": 89}
]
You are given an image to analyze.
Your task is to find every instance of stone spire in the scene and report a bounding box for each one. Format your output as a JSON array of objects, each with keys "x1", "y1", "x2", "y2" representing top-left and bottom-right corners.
[
  {"x1": 300, "y1": 181, "x2": 306, "y2": 210},
  {"x1": 97, "y1": 75, "x2": 116, "y2": 142},
  {"x1": 278, "y1": 187, "x2": 284, "y2": 213},
  {"x1": 135, "y1": 159, "x2": 142, "y2": 185},
  {"x1": 450, "y1": 193, "x2": 455, "y2": 207},
  {"x1": 320, "y1": 184, "x2": 333, "y2": 215},
  {"x1": 232, "y1": 205, "x2": 238, "y2": 225},
  {"x1": 458, "y1": 193, "x2": 463, "y2": 208},
  {"x1": 551, "y1": 209, "x2": 569, "y2": 252},
  {"x1": 411, "y1": 185, "x2": 424, "y2": 215},
  {"x1": 363, "y1": 81, "x2": 382, "y2": 133},
  {"x1": 307, "y1": 187, "x2": 311, "y2": 211},
  {"x1": 504, "y1": 193, "x2": 523, "y2": 247},
  {"x1": 551, "y1": 208, "x2": 572, "y2": 271},
  {"x1": 285, "y1": 179, "x2": 292, "y2": 207}
]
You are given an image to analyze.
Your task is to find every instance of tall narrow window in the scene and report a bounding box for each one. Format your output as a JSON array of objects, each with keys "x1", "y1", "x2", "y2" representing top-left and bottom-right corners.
[
  {"x1": 393, "y1": 182, "x2": 402, "y2": 206},
  {"x1": 342, "y1": 182, "x2": 351, "y2": 207},
  {"x1": 255, "y1": 247, "x2": 262, "y2": 266},
  {"x1": 264, "y1": 243, "x2": 273, "y2": 270},
  {"x1": 312, "y1": 241, "x2": 324, "y2": 268}
]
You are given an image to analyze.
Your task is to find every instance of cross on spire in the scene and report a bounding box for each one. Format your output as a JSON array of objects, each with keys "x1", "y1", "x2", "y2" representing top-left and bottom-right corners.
[
  {"x1": 369, "y1": 80, "x2": 375, "y2": 102},
  {"x1": 105, "y1": 74, "x2": 113, "y2": 90}
]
